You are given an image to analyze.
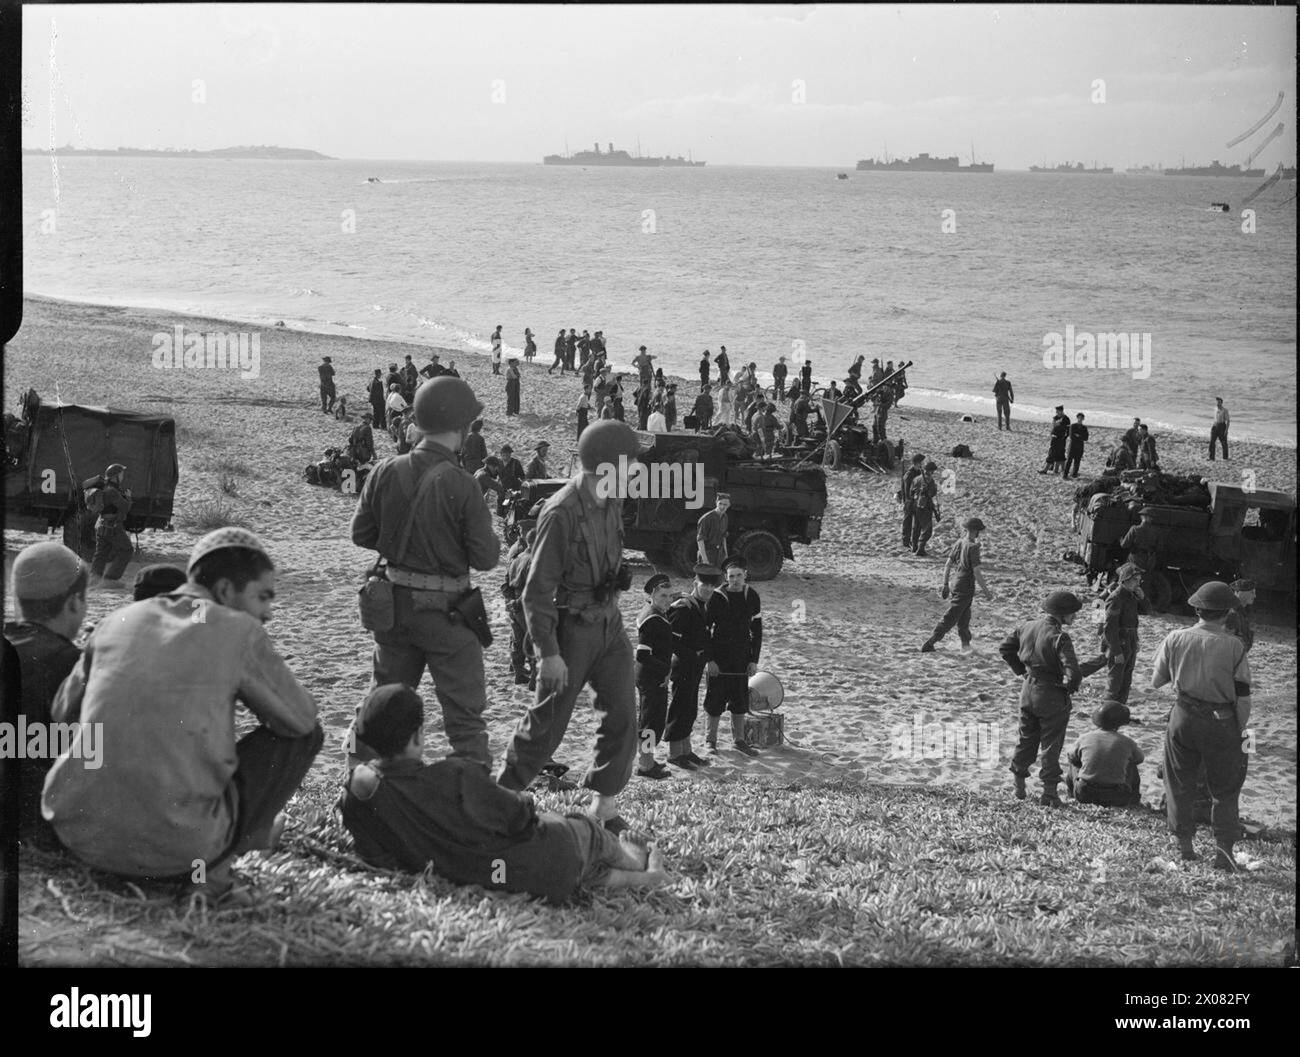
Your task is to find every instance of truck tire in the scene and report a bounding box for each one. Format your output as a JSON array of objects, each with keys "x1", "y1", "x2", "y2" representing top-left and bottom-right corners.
[
  {"x1": 62, "y1": 511, "x2": 96, "y2": 560},
  {"x1": 822, "y1": 440, "x2": 840, "y2": 470},
  {"x1": 670, "y1": 530, "x2": 698, "y2": 576},
  {"x1": 1143, "y1": 569, "x2": 1174, "y2": 613},
  {"x1": 734, "y1": 529, "x2": 784, "y2": 581}
]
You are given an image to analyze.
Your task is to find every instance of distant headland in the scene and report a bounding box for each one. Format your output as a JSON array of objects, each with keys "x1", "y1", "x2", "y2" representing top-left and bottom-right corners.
[{"x1": 21, "y1": 145, "x2": 335, "y2": 160}]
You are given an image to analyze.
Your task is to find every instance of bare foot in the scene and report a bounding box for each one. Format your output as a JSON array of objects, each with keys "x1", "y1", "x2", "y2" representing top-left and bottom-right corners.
[
  {"x1": 618, "y1": 830, "x2": 651, "y2": 870},
  {"x1": 641, "y1": 845, "x2": 670, "y2": 885}
]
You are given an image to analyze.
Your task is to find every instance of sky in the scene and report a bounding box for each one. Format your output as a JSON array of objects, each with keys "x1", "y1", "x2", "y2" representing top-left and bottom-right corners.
[{"x1": 20, "y1": 4, "x2": 1299, "y2": 168}]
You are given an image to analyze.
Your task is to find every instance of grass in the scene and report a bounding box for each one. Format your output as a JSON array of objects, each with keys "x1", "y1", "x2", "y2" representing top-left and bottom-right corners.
[
  {"x1": 182, "y1": 496, "x2": 251, "y2": 533},
  {"x1": 19, "y1": 769, "x2": 1296, "y2": 967}
]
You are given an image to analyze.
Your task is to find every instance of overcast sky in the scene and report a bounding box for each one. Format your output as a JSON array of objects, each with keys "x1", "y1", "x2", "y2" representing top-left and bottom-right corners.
[{"x1": 20, "y1": 4, "x2": 1298, "y2": 168}]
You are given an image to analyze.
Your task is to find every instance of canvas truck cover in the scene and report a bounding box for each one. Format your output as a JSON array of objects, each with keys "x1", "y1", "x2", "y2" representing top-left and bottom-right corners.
[{"x1": 5, "y1": 394, "x2": 179, "y2": 529}]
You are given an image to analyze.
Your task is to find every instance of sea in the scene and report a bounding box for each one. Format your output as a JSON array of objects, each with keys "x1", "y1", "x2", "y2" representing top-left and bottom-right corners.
[{"x1": 20, "y1": 155, "x2": 1298, "y2": 445}]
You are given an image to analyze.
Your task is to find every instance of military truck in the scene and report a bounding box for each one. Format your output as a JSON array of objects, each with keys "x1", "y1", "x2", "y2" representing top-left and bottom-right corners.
[
  {"x1": 1071, "y1": 480, "x2": 1295, "y2": 612},
  {"x1": 4, "y1": 390, "x2": 179, "y2": 559},
  {"x1": 501, "y1": 430, "x2": 828, "y2": 580}
]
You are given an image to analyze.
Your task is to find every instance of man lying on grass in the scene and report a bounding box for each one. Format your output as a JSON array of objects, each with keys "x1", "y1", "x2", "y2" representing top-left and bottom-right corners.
[
  {"x1": 42, "y1": 528, "x2": 323, "y2": 899},
  {"x1": 342, "y1": 684, "x2": 670, "y2": 903}
]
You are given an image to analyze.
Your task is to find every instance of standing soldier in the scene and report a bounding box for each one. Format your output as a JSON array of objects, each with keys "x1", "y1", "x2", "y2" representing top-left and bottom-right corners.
[
  {"x1": 702, "y1": 555, "x2": 763, "y2": 756},
  {"x1": 898, "y1": 453, "x2": 926, "y2": 549},
  {"x1": 772, "y1": 356, "x2": 788, "y2": 401},
  {"x1": 350, "y1": 377, "x2": 500, "y2": 769},
  {"x1": 1099, "y1": 562, "x2": 1149, "y2": 704},
  {"x1": 504, "y1": 528, "x2": 538, "y2": 689},
  {"x1": 921, "y1": 516, "x2": 991, "y2": 652},
  {"x1": 696, "y1": 493, "x2": 730, "y2": 567},
  {"x1": 498, "y1": 420, "x2": 644, "y2": 834},
  {"x1": 634, "y1": 574, "x2": 675, "y2": 780},
  {"x1": 993, "y1": 371, "x2": 1014, "y2": 431},
  {"x1": 998, "y1": 590, "x2": 1087, "y2": 807},
  {"x1": 368, "y1": 368, "x2": 387, "y2": 426},
  {"x1": 87, "y1": 464, "x2": 134, "y2": 585},
  {"x1": 318, "y1": 356, "x2": 337, "y2": 413},
  {"x1": 665, "y1": 564, "x2": 718, "y2": 770},
  {"x1": 1151, "y1": 581, "x2": 1252, "y2": 870},
  {"x1": 907, "y1": 461, "x2": 940, "y2": 556},
  {"x1": 1226, "y1": 579, "x2": 1255, "y2": 653}
]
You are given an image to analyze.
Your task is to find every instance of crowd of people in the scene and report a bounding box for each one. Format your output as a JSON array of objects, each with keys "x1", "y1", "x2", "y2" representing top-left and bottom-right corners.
[{"x1": 4, "y1": 339, "x2": 1264, "y2": 912}]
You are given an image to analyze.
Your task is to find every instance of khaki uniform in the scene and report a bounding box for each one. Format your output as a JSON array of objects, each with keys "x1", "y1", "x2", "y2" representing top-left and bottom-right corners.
[
  {"x1": 90, "y1": 482, "x2": 134, "y2": 580},
  {"x1": 498, "y1": 474, "x2": 636, "y2": 797},
  {"x1": 999, "y1": 615, "x2": 1082, "y2": 792}
]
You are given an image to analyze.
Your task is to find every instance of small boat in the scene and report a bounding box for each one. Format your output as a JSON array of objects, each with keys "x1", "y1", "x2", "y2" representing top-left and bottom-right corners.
[
  {"x1": 1209, "y1": 201, "x2": 1230, "y2": 212},
  {"x1": 836, "y1": 173, "x2": 849, "y2": 180},
  {"x1": 366, "y1": 177, "x2": 381, "y2": 184}
]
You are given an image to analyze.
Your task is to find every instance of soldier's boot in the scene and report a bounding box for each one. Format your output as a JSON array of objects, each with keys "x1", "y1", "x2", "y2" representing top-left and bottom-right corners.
[
  {"x1": 1213, "y1": 844, "x2": 1238, "y2": 872},
  {"x1": 705, "y1": 716, "x2": 720, "y2": 751},
  {"x1": 1175, "y1": 836, "x2": 1199, "y2": 862},
  {"x1": 1040, "y1": 785, "x2": 1063, "y2": 808},
  {"x1": 1013, "y1": 773, "x2": 1026, "y2": 800},
  {"x1": 731, "y1": 714, "x2": 759, "y2": 757},
  {"x1": 920, "y1": 637, "x2": 936, "y2": 653},
  {"x1": 667, "y1": 739, "x2": 698, "y2": 771}
]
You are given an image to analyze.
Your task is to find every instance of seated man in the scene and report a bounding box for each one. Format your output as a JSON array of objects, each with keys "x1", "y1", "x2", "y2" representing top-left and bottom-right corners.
[
  {"x1": 341, "y1": 684, "x2": 668, "y2": 904},
  {"x1": 1065, "y1": 700, "x2": 1144, "y2": 807},
  {"x1": 42, "y1": 528, "x2": 322, "y2": 896}
]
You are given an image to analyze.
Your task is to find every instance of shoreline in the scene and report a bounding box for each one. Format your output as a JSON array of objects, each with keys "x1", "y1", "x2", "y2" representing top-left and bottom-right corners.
[{"x1": 23, "y1": 293, "x2": 1295, "y2": 450}]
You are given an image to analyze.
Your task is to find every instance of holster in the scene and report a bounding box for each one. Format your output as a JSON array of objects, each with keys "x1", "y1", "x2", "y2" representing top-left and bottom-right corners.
[
  {"x1": 358, "y1": 561, "x2": 395, "y2": 633},
  {"x1": 450, "y1": 586, "x2": 493, "y2": 648}
]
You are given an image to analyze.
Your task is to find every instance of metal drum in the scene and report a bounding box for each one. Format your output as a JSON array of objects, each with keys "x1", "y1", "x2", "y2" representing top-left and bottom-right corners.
[{"x1": 748, "y1": 670, "x2": 784, "y2": 710}]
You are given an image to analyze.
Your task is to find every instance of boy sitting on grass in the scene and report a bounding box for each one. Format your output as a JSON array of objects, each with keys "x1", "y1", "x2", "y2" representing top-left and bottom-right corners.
[
  {"x1": 341, "y1": 684, "x2": 670, "y2": 904},
  {"x1": 1065, "y1": 700, "x2": 1144, "y2": 807}
]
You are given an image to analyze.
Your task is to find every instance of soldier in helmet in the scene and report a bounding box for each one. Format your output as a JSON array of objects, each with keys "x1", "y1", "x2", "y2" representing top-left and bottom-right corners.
[
  {"x1": 350, "y1": 377, "x2": 501, "y2": 769},
  {"x1": 921, "y1": 516, "x2": 991, "y2": 652},
  {"x1": 87, "y1": 463, "x2": 135, "y2": 585},
  {"x1": 898, "y1": 453, "x2": 926, "y2": 549},
  {"x1": 907, "y1": 461, "x2": 940, "y2": 556},
  {"x1": 1097, "y1": 561, "x2": 1149, "y2": 704},
  {"x1": 998, "y1": 590, "x2": 1089, "y2": 807},
  {"x1": 1151, "y1": 580, "x2": 1252, "y2": 870},
  {"x1": 497, "y1": 420, "x2": 643, "y2": 834}
]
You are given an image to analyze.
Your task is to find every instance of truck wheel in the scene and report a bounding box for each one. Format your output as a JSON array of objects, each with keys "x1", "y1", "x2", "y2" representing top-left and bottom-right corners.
[
  {"x1": 822, "y1": 441, "x2": 840, "y2": 470},
  {"x1": 1144, "y1": 570, "x2": 1174, "y2": 613},
  {"x1": 735, "y1": 530, "x2": 784, "y2": 580},
  {"x1": 62, "y1": 512, "x2": 96, "y2": 560},
  {"x1": 670, "y1": 531, "x2": 698, "y2": 576}
]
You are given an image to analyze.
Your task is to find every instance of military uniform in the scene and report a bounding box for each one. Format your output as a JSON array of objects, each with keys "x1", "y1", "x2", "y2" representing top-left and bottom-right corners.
[
  {"x1": 504, "y1": 544, "x2": 536, "y2": 687},
  {"x1": 351, "y1": 438, "x2": 500, "y2": 766},
  {"x1": 635, "y1": 601, "x2": 674, "y2": 768},
  {"x1": 1102, "y1": 583, "x2": 1148, "y2": 703},
  {"x1": 88, "y1": 477, "x2": 134, "y2": 581},
  {"x1": 926, "y1": 536, "x2": 980, "y2": 646},
  {"x1": 908, "y1": 473, "x2": 939, "y2": 554},
  {"x1": 318, "y1": 360, "x2": 337, "y2": 412},
  {"x1": 696, "y1": 508, "x2": 728, "y2": 567},
  {"x1": 497, "y1": 473, "x2": 637, "y2": 797},
  {"x1": 1152, "y1": 593, "x2": 1252, "y2": 861},
  {"x1": 666, "y1": 589, "x2": 713, "y2": 750},
  {"x1": 703, "y1": 584, "x2": 762, "y2": 718},
  {"x1": 1225, "y1": 604, "x2": 1254, "y2": 653},
  {"x1": 1119, "y1": 521, "x2": 1161, "y2": 572},
  {"x1": 900, "y1": 463, "x2": 924, "y2": 547},
  {"x1": 999, "y1": 610, "x2": 1082, "y2": 797},
  {"x1": 348, "y1": 421, "x2": 376, "y2": 465}
]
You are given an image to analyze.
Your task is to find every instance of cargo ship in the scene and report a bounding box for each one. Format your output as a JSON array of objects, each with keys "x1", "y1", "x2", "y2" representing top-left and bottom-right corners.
[
  {"x1": 1164, "y1": 160, "x2": 1265, "y2": 177},
  {"x1": 1125, "y1": 164, "x2": 1164, "y2": 176},
  {"x1": 1029, "y1": 161, "x2": 1114, "y2": 174},
  {"x1": 543, "y1": 141, "x2": 705, "y2": 167},
  {"x1": 856, "y1": 151, "x2": 993, "y2": 173}
]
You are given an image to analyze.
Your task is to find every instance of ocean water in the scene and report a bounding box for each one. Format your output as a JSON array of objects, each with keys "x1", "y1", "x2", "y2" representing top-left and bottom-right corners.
[{"x1": 20, "y1": 155, "x2": 1298, "y2": 444}]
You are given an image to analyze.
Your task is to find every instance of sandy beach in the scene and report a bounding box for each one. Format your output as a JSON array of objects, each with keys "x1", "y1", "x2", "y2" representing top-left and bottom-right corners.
[{"x1": 5, "y1": 295, "x2": 1296, "y2": 830}]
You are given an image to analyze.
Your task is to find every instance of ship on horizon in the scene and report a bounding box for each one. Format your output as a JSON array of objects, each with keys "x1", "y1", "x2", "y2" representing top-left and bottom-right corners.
[
  {"x1": 1164, "y1": 160, "x2": 1265, "y2": 177},
  {"x1": 1029, "y1": 161, "x2": 1114, "y2": 174},
  {"x1": 855, "y1": 150, "x2": 993, "y2": 173},
  {"x1": 1125, "y1": 164, "x2": 1164, "y2": 176},
  {"x1": 543, "y1": 141, "x2": 705, "y2": 167}
]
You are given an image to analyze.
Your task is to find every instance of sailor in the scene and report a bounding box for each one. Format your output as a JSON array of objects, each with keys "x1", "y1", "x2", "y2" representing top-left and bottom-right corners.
[
  {"x1": 899, "y1": 453, "x2": 926, "y2": 549},
  {"x1": 1064, "y1": 413, "x2": 1089, "y2": 479},
  {"x1": 350, "y1": 377, "x2": 500, "y2": 768},
  {"x1": 498, "y1": 420, "x2": 644, "y2": 835},
  {"x1": 634, "y1": 574, "x2": 676, "y2": 779},
  {"x1": 665, "y1": 564, "x2": 718, "y2": 771},
  {"x1": 1151, "y1": 581, "x2": 1252, "y2": 870},
  {"x1": 88, "y1": 463, "x2": 134, "y2": 584},
  {"x1": 998, "y1": 590, "x2": 1088, "y2": 807},
  {"x1": 702, "y1": 555, "x2": 763, "y2": 757}
]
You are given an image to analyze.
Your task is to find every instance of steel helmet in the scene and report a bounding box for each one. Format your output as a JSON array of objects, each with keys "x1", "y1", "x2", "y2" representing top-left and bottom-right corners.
[
  {"x1": 413, "y1": 377, "x2": 483, "y2": 433},
  {"x1": 577, "y1": 420, "x2": 641, "y2": 471},
  {"x1": 1186, "y1": 581, "x2": 1239, "y2": 611}
]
